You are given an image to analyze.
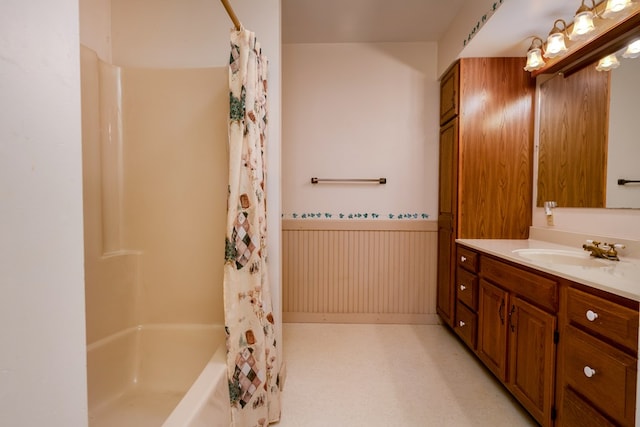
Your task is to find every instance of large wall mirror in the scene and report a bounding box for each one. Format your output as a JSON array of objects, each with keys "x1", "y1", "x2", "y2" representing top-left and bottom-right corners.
[
  {"x1": 535, "y1": 12, "x2": 640, "y2": 209},
  {"x1": 537, "y1": 57, "x2": 640, "y2": 209}
]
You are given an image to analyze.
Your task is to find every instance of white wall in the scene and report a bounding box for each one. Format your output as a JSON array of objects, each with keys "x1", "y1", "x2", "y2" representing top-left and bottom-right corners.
[
  {"x1": 0, "y1": 1, "x2": 88, "y2": 426},
  {"x1": 437, "y1": 0, "x2": 502, "y2": 76},
  {"x1": 606, "y1": 58, "x2": 640, "y2": 209},
  {"x1": 282, "y1": 42, "x2": 439, "y2": 220}
]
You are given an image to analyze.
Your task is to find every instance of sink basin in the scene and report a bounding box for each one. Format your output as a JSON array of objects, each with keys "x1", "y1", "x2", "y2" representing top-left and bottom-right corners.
[{"x1": 512, "y1": 248, "x2": 608, "y2": 267}]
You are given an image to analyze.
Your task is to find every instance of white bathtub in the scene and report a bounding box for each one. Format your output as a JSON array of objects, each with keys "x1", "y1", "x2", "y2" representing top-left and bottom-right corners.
[{"x1": 87, "y1": 324, "x2": 231, "y2": 427}]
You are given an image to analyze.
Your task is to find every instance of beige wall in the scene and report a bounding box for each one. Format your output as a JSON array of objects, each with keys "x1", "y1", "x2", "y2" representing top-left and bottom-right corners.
[
  {"x1": 80, "y1": 0, "x2": 282, "y2": 340},
  {"x1": 0, "y1": 1, "x2": 88, "y2": 426},
  {"x1": 121, "y1": 66, "x2": 228, "y2": 325},
  {"x1": 282, "y1": 42, "x2": 439, "y2": 220},
  {"x1": 107, "y1": 0, "x2": 283, "y2": 322}
]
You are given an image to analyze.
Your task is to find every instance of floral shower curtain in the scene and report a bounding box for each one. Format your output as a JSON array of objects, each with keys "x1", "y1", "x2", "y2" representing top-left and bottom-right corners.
[{"x1": 224, "y1": 27, "x2": 281, "y2": 427}]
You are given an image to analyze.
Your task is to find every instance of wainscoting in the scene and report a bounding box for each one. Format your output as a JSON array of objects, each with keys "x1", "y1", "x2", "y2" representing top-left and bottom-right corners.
[{"x1": 282, "y1": 220, "x2": 439, "y2": 324}]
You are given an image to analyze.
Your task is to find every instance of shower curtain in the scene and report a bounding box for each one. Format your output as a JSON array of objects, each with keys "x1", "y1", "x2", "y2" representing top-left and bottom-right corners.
[{"x1": 224, "y1": 27, "x2": 281, "y2": 427}]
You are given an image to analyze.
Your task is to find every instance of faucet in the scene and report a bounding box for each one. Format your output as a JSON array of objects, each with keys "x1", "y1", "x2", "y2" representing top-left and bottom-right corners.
[{"x1": 582, "y1": 240, "x2": 626, "y2": 261}]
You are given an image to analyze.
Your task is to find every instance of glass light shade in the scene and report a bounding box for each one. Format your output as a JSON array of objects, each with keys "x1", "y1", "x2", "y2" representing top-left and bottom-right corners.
[
  {"x1": 622, "y1": 40, "x2": 640, "y2": 58},
  {"x1": 602, "y1": 0, "x2": 634, "y2": 18},
  {"x1": 524, "y1": 48, "x2": 545, "y2": 71},
  {"x1": 595, "y1": 54, "x2": 620, "y2": 71},
  {"x1": 570, "y1": 11, "x2": 595, "y2": 40},
  {"x1": 545, "y1": 33, "x2": 568, "y2": 58}
]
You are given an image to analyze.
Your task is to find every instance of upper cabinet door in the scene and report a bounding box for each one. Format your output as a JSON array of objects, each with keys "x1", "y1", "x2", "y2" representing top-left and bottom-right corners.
[{"x1": 440, "y1": 62, "x2": 459, "y2": 125}]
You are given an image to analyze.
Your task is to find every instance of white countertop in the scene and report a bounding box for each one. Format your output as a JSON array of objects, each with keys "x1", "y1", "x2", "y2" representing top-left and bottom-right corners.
[{"x1": 456, "y1": 238, "x2": 640, "y2": 302}]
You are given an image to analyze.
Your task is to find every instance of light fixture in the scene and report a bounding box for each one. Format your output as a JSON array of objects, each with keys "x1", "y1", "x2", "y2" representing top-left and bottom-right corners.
[
  {"x1": 545, "y1": 19, "x2": 569, "y2": 58},
  {"x1": 622, "y1": 39, "x2": 640, "y2": 58},
  {"x1": 569, "y1": 0, "x2": 598, "y2": 40},
  {"x1": 602, "y1": 0, "x2": 634, "y2": 18},
  {"x1": 595, "y1": 53, "x2": 621, "y2": 71},
  {"x1": 524, "y1": 37, "x2": 546, "y2": 71}
]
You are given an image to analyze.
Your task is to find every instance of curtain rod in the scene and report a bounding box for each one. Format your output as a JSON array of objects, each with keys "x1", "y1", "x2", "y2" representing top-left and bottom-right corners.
[{"x1": 220, "y1": 0, "x2": 241, "y2": 31}]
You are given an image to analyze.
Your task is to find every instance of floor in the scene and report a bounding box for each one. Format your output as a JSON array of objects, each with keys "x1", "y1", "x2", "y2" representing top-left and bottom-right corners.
[{"x1": 276, "y1": 323, "x2": 538, "y2": 427}]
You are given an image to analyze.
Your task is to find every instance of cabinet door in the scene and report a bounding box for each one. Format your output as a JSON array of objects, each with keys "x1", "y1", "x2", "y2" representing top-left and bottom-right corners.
[
  {"x1": 508, "y1": 297, "x2": 557, "y2": 426},
  {"x1": 438, "y1": 118, "x2": 458, "y2": 217},
  {"x1": 436, "y1": 215, "x2": 454, "y2": 326},
  {"x1": 440, "y1": 62, "x2": 459, "y2": 125},
  {"x1": 435, "y1": 118, "x2": 458, "y2": 327},
  {"x1": 477, "y1": 279, "x2": 508, "y2": 382}
]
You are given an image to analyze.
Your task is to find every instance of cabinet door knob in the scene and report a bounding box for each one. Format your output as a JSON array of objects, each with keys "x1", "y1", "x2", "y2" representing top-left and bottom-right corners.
[
  {"x1": 586, "y1": 310, "x2": 599, "y2": 322},
  {"x1": 583, "y1": 366, "x2": 596, "y2": 378},
  {"x1": 460, "y1": 255, "x2": 467, "y2": 263},
  {"x1": 459, "y1": 284, "x2": 466, "y2": 291},
  {"x1": 459, "y1": 320, "x2": 466, "y2": 327}
]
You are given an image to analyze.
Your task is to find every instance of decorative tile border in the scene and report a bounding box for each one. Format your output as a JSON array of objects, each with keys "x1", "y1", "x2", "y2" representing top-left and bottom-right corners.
[
  {"x1": 463, "y1": 0, "x2": 506, "y2": 48},
  {"x1": 282, "y1": 212, "x2": 429, "y2": 220}
]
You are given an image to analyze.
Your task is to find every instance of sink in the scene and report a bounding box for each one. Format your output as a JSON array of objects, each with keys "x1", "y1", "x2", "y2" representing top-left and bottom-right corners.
[{"x1": 512, "y1": 248, "x2": 608, "y2": 267}]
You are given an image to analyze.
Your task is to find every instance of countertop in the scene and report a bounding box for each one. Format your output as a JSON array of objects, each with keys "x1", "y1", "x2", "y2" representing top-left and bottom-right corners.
[{"x1": 456, "y1": 238, "x2": 640, "y2": 302}]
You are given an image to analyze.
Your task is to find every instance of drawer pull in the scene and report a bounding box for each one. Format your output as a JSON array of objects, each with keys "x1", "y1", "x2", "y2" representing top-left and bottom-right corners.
[
  {"x1": 586, "y1": 310, "x2": 599, "y2": 322},
  {"x1": 460, "y1": 255, "x2": 467, "y2": 263},
  {"x1": 459, "y1": 320, "x2": 466, "y2": 327},
  {"x1": 459, "y1": 284, "x2": 466, "y2": 291},
  {"x1": 583, "y1": 366, "x2": 596, "y2": 378}
]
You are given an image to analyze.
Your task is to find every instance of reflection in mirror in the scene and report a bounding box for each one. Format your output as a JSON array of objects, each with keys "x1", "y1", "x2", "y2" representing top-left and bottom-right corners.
[
  {"x1": 537, "y1": 56, "x2": 640, "y2": 209},
  {"x1": 606, "y1": 57, "x2": 640, "y2": 208}
]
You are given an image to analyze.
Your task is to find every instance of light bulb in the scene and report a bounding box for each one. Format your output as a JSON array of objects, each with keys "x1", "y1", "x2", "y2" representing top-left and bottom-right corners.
[
  {"x1": 524, "y1": 48, "x2": 545, "y2": 71},
  {"x1": 602, "y1": 0, "x2": 634, "y2": 18},
  {"x1": 595, "y1": 54, "x2": 620, "y2": 71},
  {"x1": 570, "y1": 10, "x2": 595, "y2": 40},
  {"x1": 545, "y1": 33, "x2": 568, "y2": 58},
  {"x1": 622, "y1": 40, "x2": 640, "y2": 59}
]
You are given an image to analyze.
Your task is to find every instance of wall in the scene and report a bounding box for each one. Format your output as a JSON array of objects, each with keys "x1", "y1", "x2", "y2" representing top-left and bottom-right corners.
[
  {"x1": 121, "y1": 66, "x2": 228, "y2": 325},
  {"x1": 0, "y1": 1, "x2": 88, "y2": 426},
  {"x1": 437, "y1": 0, "x2": 503, "y2": 76},
  {"x1": 80, "y1": 0, "x2": 282, "y2": 330},
  {"x1": 282, "y1": 42, "x2": 439, "y2": 219},
  {"x1": 607, "y1": 58, "x2": 640, "y2": 209}
]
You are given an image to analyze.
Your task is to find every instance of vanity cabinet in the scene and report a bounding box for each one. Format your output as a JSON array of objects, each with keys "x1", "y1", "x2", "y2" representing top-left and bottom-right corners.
[
  {"x1": 435, "y1": 57, "x2": 535, "y2": 327},
  {"x1": 477, "y1": 255, "x2": 557, "y2": 426},
  {"x1": 453, "y1": 242, "x2": 640, "y2": 427},
  {"x1": 557, "y1": 286, "x2": 639, "y2": 427}
]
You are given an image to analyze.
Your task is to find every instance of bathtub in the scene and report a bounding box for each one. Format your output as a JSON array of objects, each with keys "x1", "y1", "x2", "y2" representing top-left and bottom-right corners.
[{"x1": 87, "y1": 324, "x2": 231, "y2": 427}]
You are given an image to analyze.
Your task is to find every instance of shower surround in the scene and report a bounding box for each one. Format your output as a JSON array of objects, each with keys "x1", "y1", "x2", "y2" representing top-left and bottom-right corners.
[{"x1": 81, "y1": 46, "x2": 231, "y2": 425}]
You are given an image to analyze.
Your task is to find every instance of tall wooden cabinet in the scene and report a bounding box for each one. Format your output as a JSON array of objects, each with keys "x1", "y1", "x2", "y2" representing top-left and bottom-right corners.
[{"x1": 436, "y1": 58, "x2": 535, "y2": 327}]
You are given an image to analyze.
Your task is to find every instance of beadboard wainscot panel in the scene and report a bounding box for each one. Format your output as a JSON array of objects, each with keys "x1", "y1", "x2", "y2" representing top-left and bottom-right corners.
[{"x1": 282, "y1": 220, "x2": 439, "y2": 324}]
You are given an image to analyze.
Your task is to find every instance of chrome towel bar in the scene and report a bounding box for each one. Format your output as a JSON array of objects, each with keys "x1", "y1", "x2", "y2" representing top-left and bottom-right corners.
[{"x1": 311, "y1": 177, "x2": 387, "y2": 184}]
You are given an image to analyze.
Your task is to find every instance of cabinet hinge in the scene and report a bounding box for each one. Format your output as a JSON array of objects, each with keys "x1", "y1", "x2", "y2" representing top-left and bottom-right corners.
[
  {"x1": 551, "y1": 406, "x2": 557, "y2": 420},
  {"x1": 553, "y1": 330, "x2": 560, "y2": 344}
]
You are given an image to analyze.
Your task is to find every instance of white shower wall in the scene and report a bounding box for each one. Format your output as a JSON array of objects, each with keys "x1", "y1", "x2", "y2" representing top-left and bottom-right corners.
[{"x1": 79, "y1": 0, "x2": 283, "y2": 332}]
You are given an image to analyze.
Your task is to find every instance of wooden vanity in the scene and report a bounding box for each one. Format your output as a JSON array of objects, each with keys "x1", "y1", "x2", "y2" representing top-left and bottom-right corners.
[{"x1": 452, "y1": 240, "x2": 639, "y2": 427}]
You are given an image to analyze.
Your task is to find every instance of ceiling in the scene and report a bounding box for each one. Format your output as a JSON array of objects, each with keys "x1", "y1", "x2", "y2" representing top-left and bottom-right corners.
[
  {"x1": 282, "y1": 0, "x2": 582, "y2": 57},
  {"x1": 282, "y1": 0, "x2": 466, "y2": 44}
]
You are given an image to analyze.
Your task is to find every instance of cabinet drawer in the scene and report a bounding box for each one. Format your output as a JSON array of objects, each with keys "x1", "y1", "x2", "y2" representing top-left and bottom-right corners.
[
  {"x1": 481, "y1": 256, "x2": 558, "y2": 312},
  {"x1": 456, "y1": 267, "x2": 478, "y2": 310},
  {"x1": 567, "y1": 287, "x2": 639, "y2": 353},
  {"x1": 561, "y1": 387, "x2": 616, "y2": 427},
  {"x1": 457, "y1": 246, "x2": 478, "y2": 273},
  {"x1": 564, "y1": 326, "x2": 637, "y2": 427},
  {"x1": 454, "y1": 302, "x2": 477, "y2": 350}
]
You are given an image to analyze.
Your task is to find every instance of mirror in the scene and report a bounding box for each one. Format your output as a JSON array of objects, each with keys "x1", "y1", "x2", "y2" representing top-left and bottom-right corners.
[{"x1": 536, "y1": 53, "x2": 640, "y2": 209}]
